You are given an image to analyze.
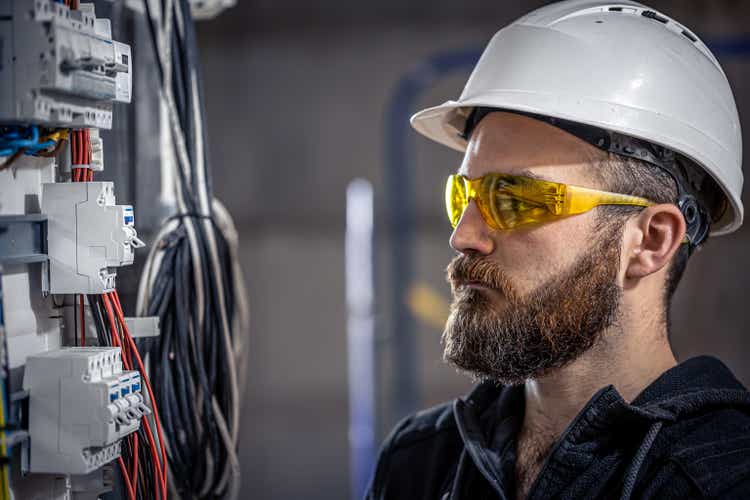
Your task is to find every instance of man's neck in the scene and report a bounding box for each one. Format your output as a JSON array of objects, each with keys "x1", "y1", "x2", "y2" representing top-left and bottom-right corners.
[{"x1": 514, "y1": 319, "x2": 677, "y2": 498}]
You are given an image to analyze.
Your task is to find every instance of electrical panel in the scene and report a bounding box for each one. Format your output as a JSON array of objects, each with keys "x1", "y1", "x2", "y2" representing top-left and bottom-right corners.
[
  {"x1": 1, "y1": 1, "x2": 245, "y2": 498},
  {"x1": 0, "y1": 0, "x2": 132, "y2": 129},
  {"x1": 23, "y1": 347, "x2": 148, "y2": 474},
  {"x1": 42, "y1": 181, "x2": 145, "y2": 294},
  {"x1": 0, "y1": 0, "x2": 155, "y2": 495}
]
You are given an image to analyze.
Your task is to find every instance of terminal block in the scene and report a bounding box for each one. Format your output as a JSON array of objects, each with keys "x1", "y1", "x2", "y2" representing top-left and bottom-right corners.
[
  {"x1": 124, "y1": 316, "x2": 161, "y2": 339},
  {"x1": 24, "y1": 347, "x2": 150, "y2": 474},
  {"x1": 0, "y1": 0, "x2": 132, "y2": 128},
  {"x1": 42, "y1": 182, "x2": 145, "y2": 294},
  {"x1": 89, "y1": 128, "x2": 104, "y2": 171}
]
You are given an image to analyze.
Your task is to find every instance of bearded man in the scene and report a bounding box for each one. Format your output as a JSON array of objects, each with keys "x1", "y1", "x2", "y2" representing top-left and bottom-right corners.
[{"x1": 366, "y1": 1, "x2": 750, "y2": 499}]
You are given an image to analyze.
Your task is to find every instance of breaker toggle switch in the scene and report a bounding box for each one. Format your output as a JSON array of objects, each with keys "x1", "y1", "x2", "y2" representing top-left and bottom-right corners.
[{"x1": 126, "y1": 393, "x2": 151, "y2": 417}]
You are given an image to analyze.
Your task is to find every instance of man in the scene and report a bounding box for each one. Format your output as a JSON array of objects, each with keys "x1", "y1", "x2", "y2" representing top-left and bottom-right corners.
[{"x1": 366, "y1": 1, "x2": 750, "y2": 499}]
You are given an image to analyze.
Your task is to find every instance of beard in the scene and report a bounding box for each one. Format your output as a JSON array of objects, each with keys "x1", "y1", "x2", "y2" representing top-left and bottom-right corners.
[{"x1": 443, "y1": 227, "x2": 622, "y2": 385}]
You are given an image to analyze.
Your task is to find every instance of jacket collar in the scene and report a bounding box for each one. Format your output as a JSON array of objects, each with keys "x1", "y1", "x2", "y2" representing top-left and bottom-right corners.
[{"x1": 451, "y1": 356, "x2": 750, "y2": 499}]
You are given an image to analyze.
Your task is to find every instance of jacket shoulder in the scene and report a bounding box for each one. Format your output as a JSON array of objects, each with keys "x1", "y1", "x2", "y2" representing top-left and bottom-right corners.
[
  {"x1": 366, "y1": 401, "x2": 461, "y2": 500},
  {"x1": 660, "y1": 407, "x2": 750, "y2": 498},
  {"x1": 386, "y1": 400, "x2": 457, "y2": 450}
]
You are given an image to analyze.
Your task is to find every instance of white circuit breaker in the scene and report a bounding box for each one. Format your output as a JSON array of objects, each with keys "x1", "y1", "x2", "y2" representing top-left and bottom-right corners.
[
  {"x1": 0, "y1": 0, "x2": 132, "y2": 128},
  {"x1": 42, "y1": 182, "x2": 145, "y2": 294},
  {"x1": 23, "y1": 347, "x2": 150, "y2": 474}
]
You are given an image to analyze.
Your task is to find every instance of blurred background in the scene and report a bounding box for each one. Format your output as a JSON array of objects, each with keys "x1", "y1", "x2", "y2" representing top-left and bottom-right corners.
[{"x1": 111, "y1": 0, "x2": 750, "y2": 498}]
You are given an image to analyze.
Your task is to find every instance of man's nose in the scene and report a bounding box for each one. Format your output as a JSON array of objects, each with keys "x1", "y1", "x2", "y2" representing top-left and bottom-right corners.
[{"x1": 449, "y1": 200, "x2": 495, "y2": 255}]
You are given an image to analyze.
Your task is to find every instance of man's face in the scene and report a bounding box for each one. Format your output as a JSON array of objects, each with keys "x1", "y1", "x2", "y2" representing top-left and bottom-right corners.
[{"x1": 443, "y1": 112, "x2": 625, "y2": 384}]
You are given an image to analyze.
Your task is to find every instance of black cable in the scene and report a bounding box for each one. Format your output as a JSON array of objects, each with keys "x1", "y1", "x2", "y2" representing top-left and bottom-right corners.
[
  {"x1": 142, "y1": 0, "x2": 241, "y2": 496},
  {"x1": 141, "y1": 0, "x2": 164, "y2": 84},
  {"x1": 87, "y1": 295, "x2": 108, "y2": 346}
]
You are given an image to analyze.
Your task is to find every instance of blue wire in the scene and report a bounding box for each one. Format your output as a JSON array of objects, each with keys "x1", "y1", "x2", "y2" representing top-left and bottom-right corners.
[
  {"x1": 1, "y1": 131, "x2": 21, "y2": 140},
  {"x1": 0, "y1": 126, "x2": 57, "y2": 157},
  {"x1": 0, "y1": 126, "x2": 39, "y2": 149},
  {"x1": 24, "y1": 140, "x2": 55, "y2": 154}
]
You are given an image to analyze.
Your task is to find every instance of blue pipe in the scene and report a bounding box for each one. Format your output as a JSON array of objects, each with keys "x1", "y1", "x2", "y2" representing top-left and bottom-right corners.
[{"x1": 384, "y1": 47, "x2": 482, "y2": 427}]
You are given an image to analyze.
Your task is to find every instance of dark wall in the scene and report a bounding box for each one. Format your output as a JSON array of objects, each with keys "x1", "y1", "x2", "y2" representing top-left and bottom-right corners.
[{"x1": 195, "y1": 2, "x2": 750, "y2": 498}]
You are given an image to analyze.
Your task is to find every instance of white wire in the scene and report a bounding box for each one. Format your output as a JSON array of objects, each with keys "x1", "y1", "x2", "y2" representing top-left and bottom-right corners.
[
  {"x1": 212, "y1": 397, "x2": 241, "y2": 500},
  {"x1": 212, "y1": 199, "x2": 250, "y2": 397},
  {"x1": 136, "y1": 1, "x2": 246, "y2": 497},
  {"x1": 188, "y1": 65, "x2": 240, "y2": 496}
]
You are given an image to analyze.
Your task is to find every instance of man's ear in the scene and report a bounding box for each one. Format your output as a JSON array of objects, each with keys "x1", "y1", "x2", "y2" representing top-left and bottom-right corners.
[{"x1": 624, "y1": 204, "x2": 686, "y2": 280}]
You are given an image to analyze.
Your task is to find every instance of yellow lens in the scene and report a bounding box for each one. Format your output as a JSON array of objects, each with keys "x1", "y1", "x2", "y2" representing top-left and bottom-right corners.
[
  {"x1": 445, "y1": 175, "x2": 467, "y2": 228},
  {"x1": 482, "y1": 175, "x2": 555, "y2": 230}
]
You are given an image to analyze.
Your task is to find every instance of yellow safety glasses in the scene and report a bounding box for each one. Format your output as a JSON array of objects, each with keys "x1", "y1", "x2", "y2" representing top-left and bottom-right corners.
[{"x1": 446, "y1": 173, "x2": 653, "y2": 230}]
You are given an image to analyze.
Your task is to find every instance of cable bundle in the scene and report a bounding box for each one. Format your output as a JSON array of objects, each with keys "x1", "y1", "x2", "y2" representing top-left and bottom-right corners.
[
  {"x1": 137, "y1": 0, "x2": 249, "y2": 498},
  {"x1": 88, "y1": 292, "x2": 169, "y2": 500},
  {"x1": 70, "y1": 129, "x2": 93, "y2": 182}
]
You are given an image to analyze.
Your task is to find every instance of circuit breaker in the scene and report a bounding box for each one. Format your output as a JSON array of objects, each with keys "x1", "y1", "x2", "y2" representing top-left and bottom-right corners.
[
  {"x1": 23, "y1": 347, "x2": 149, "y2": 474},
  {"x1": 42, "y1": 182, "x2": 145, "y2": 294},
  {"x1": 0, "y1": 0, "x2": 132, "y2": 129}
]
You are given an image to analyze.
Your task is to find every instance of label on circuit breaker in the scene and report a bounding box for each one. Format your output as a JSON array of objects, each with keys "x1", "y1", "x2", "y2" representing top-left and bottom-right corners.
[
  {"x1": 123, "y1": 206, "x2": 134, "y2": 226},
  {"x1": 113, "y1": 41, "x2": 132, "y2": 103}
]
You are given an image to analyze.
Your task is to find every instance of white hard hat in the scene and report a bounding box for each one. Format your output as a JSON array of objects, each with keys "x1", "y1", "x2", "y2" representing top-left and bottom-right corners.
[{"x1": 411, "y1": 0, "x2": 743, "y2": 236}]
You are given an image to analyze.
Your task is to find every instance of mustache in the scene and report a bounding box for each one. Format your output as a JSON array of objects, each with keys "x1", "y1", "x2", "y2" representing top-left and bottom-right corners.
[{"x1": 446, "y1": 254, "x2": 519, "y2": 301}]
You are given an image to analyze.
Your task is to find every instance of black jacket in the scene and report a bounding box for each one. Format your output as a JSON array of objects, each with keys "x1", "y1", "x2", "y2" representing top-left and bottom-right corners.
[{"x1": 366, "y1": 356, "x2": 750, "y2": 499}]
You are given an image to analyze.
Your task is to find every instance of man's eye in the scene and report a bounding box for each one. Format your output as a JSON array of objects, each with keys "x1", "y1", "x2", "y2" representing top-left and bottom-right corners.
[{"x1": 494, "y1": 193, "x2": 545, "y2": 211}]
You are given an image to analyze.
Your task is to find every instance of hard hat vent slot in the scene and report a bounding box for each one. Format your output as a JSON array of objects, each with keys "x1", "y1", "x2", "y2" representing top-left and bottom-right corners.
[
  {"x1": 606, "y1": 6, "x2": 637, "y2": 14},
  {"x1": 641, "y1": 10, "x2": 669, "y2": 24},
  {"x1": 681, "y1": 30, "x2": 698, "y2": 43}
]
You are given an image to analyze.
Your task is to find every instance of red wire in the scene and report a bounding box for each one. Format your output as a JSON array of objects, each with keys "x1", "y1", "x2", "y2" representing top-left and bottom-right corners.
[
  {"x1": 110, "y1": 292, "x2": 131, "y2": 364},
  {"x1": 74, "y1": 130, "x2": 80, "y2": 165},
  {"x1": 118, "y1": 456, "x2": 135, "y2": 500},
  {"x1": 102, "y1": 294, "x2": 126, "y2": 364},
  {"x1": 79, "y1": 295, "x2": 85, "y2": 346},
  {"x1": 111, "y1": 292, "x2": 168, "y2": 476},
  {"x1": 72, "y1": 130, "x2": 82, "y2": 182},
  {"x1": 104, "y1": 293, "x2": 166, "y2": 500},
  {"x1": 110, "y1": 291, "x2": 168, "y2": 498},
  {"x1": 86, "y1": 129, "x2": 92, "y2": 165},
  {"x1": 71, "y1": 130, "x2": 76, "y2": 166},
  {"x1": 141, "y1": 418, "x2": 165, "y2": 500},
  {"x1": 131, "y1": 433, "x2": 139, "y2": 495}
]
